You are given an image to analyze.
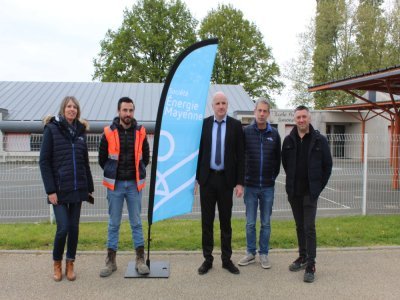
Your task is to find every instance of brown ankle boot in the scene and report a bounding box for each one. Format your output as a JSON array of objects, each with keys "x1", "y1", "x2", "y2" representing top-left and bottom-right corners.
[
  {"x1": 65, "y1": 259, "x2": 76, "y2": 281},
  {"x1": 53, "y1": 260, "x2": 62, "y2": 281},
  {"x1": 100, "y1": 248, "x2": 117, "y2": 277},
  {"x1": 135, "y1": 246, "x2": 150, "y2": 275}
]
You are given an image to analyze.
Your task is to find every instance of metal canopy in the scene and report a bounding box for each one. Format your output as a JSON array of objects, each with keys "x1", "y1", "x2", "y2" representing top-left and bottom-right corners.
[
  {"x1": 309, "y1": 65, "x2": 400, "y2": 95},
  {"x1": 308, "y1": 65, "x2": 400, "y2": 189}
]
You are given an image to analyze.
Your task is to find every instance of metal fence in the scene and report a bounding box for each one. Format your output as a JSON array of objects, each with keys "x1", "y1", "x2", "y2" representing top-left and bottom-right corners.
[{"x1": 0, "y1": 133, "x2": 399, "y2": 223}]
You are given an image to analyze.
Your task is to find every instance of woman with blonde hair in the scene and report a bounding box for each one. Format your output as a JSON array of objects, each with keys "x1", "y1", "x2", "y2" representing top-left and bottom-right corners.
[{"x1": 39, "y1": 96, "x2": 94, "y2": 281}]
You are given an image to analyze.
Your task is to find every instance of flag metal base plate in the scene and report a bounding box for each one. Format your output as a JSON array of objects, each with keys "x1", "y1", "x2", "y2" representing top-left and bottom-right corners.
[{"x1": 124, "y1": 261, "x2": 170, "y2": 278}]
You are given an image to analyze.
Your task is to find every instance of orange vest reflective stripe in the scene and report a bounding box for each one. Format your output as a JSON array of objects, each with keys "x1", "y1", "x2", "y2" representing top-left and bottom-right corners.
[{"x1": 102, "y1": 125, "x2": 146, "y2": 191}]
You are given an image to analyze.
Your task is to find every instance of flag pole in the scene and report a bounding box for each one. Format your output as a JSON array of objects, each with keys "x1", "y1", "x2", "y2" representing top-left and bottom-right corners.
[{"x1": 146, "y1": 38, "x2": 219, "y2": 270}]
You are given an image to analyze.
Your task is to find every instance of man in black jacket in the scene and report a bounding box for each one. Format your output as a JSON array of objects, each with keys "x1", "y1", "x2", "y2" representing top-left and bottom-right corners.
[
  {"x1": 98, "y1": 97, "x2": 150, "y2": 277},
  {"x1": 238, "y1": 98, "x2": 281, "y2": 270},
  {"x1": 196, "y1": 91, "x2": 245, "y2": 275},
  {"x1": 282, "y1": 105, "x2": 332, "y2": 283}
]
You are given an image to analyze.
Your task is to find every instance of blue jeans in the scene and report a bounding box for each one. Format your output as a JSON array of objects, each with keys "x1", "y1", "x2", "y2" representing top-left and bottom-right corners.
[
  {"x1": 107, "y1": 180, "x2": 144, "y2": 251},
  {"x1": 244, "y1": 186, "x2": 274, "y2": 255},
  {"x1": 52, "y1": 202, "x2": 82, "y2": 261}
]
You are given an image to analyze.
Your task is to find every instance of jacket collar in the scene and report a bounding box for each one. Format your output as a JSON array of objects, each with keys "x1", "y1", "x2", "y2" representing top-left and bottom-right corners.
[
  {"x1": 54, "y1": 115, "x2": 85, "y2": 134},
  {"x1": 289, "y1": 123, "x2": 316, "y2": 139},
  {"x1": 110, "y1": 117, "x2": 138, "y2": 131},
  {"x1": 251, "y1": 120, "x2": 272, "y2": 133},
  {"x1": 213, "y1": 115, "x2": 227, "y2": 123}
]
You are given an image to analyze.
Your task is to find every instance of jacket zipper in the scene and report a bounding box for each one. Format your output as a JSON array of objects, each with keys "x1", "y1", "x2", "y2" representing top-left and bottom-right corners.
[
  {"x1": 259, "y1": 132, "x2": 263, "y2": 187},
  {"x1": 72, "y1": 143, "x2": 77, "y2": 190},
  {"x1": 124, "y1": 130, "x2": 128, "y2": 173}
]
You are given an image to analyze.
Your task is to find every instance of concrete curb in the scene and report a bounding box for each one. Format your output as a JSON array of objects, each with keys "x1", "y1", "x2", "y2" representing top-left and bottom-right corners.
[{"x1": 1, "y1": 245, "x2": 400, "y2": 255}]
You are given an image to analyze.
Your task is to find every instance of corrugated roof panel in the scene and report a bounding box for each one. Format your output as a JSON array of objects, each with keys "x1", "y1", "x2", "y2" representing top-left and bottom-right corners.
[
  {"x1": 100, "y1": 83, "x2": 117, "y2": 120},
  {"x1": 74, "y1": 82, "x2": 94, "y2": 117},
  {"x1": 16, "y1": 82, "x2": 50, "y2": 120},
  {"x1": 0, "y1": 82, "x2": 21, "y2": 108},
  {"x1": 3, "y1": 82, "x2": 33, "y2": 118},
  {"x1": 34, "y1": 82, "x2": 59, "y2": 119},
  {"x1": 0, "y1": 81, "x2": 254, "y2": 122},
  {"x1": 89, "y1": 83, "x2": 106, "y2": 120},
  {"x1": 134, "y1": 83, "x2": 145, "y2": 120},
  {"x1": 17, "y1": 83, "x2": 40, "y2": 120}
]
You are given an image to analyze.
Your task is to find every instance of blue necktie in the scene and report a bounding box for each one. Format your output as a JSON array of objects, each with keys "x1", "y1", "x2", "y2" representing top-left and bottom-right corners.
[{"x1": 215, "y1": 120, "x2": 223, "y2": 166}]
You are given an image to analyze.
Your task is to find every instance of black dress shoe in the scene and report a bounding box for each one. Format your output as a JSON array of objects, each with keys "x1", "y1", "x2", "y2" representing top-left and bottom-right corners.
[
  {"x1": 222, "y1": 261, "x2": 240, "y2": 274},
  {"x1": 198, "y1": 261, "x2": 212, "y2": 275}
]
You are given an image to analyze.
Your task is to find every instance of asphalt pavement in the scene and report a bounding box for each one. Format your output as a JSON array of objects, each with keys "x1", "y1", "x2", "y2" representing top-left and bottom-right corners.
[{"x1": 1, "y1": 247, "x2": 399, "y2": 300}]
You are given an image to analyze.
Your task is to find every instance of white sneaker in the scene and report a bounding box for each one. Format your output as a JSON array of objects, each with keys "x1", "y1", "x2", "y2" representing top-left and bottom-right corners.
[
  {"x1": 260, "y1": 254, "x2": 271, "y2": 269},
  {"x1": 238, "y1": 253, "x2": 256, "y2": 266}
]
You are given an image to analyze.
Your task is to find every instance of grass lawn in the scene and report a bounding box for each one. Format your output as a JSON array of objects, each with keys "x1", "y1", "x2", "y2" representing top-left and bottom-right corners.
[{"x1": 0, "y1": 215, "x2": 399, "y2": 251}]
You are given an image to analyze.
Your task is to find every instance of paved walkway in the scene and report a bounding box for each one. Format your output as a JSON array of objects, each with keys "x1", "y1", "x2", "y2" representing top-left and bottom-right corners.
[{"x1": 1, "y1": 247, "x2": 399, "y2": 300}]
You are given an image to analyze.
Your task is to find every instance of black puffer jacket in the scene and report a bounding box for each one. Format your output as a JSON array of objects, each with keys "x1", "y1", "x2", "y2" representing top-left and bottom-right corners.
[
  {"x1": 98, "y1": 117, "x2": 150, "y2": 180},
  {"x1": 39, "y1": 115, "x2": 94, "y2": 202},
  {"x1": 281, "y1": 125, "x2": 332, "y2": 201},
  {"x1": 244, "y1": 122, "x2": 281, "y2": 187}
]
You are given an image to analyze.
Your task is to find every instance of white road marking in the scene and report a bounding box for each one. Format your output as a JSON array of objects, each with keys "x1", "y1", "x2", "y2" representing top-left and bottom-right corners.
[{"x1": 319, "y1": 196, "x2": 351, "y2": 209}]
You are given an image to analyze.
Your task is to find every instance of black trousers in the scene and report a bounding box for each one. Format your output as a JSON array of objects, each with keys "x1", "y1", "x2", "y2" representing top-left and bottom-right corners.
[
  {"x1": 200, "y1": 172, "x2": 233, "y2": 264},
  {"x1": 288, "y1": 195, "x2": 317, "y2": 265}
]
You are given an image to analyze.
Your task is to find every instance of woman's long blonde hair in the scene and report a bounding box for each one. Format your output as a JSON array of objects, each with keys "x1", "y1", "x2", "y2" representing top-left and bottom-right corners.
[{"x1": 58, "y1": 96, "x2": 81, "y2": 120}]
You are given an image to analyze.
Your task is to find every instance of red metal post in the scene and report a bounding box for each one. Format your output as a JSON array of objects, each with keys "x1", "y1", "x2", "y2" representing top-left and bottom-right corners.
[{"x1": 390, "y1": 119, "x2": 395, "y2": 167}]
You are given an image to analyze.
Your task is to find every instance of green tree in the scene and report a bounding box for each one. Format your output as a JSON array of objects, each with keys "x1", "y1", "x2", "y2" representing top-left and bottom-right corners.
[
  {"x1": 92, "y1": 0, "x2": 197, "y2": 82},
  {"x1": 333, "y1": 0, "x2": 358, "y2": 79},
  {"x1": 198, "y1": 4, "x2": 283, "y2": 102},
  {"x1": 312, "y1": 0, "x2": 347, "y2": 109},
  {"x1": 354, "y1": 0, "x2": 388, "y2": 73},
  {"x1": 284, "y1": 21, "x2": 315, "y2": 108},
  {"x1": 290, "y1": 0, "x2": 400, "y2": 109},
  {"x1": 289, "y1": 0, "x2": 356, "y2": 109},
  {"x1": 386, "y1": 0, "x2": 400, "y2": 65}
]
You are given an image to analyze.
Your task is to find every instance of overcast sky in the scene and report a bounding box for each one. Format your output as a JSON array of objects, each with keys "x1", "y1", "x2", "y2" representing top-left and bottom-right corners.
[{"x1": 0, "y1": 0, "x2": 316, "y2": 108}]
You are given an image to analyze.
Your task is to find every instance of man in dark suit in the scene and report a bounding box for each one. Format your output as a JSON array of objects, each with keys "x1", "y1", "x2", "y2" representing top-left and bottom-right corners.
[{"x1": 196, "y1": 91, "x2": 245, "y2": 275}]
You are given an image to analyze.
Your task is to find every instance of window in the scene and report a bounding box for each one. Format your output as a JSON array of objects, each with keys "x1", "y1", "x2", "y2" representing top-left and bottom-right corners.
[{"x1": 30, "y1": 134, "x2": 43, "y2": 151}]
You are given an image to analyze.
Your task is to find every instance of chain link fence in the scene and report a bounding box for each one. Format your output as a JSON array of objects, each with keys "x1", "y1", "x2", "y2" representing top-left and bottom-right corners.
[{"x1": 0, "y1": 133, "x2": 399, "y2": 223}]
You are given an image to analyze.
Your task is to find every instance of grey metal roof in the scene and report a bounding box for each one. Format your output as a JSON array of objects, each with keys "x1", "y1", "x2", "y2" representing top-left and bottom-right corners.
[
  {"x1": 357, "y1": 91, "x2": 400, "y2": 104},
  {"x1": 0, "y1": 81, "x2": 254, "y2": 122}
]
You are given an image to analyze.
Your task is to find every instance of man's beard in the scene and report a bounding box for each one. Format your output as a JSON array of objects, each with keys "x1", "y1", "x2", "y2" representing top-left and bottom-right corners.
[
  {"x1": 298, "y1": 124, "x2": 309, "y2": 133},
  {"x1": 121, "y1": 117, "x2": 132, "y2": 126}
]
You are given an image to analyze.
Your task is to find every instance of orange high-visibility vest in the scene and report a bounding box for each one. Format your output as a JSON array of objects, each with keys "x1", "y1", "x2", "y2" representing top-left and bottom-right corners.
[{"x1": 102, "y1": 125, "x2": 146, "y2": 191}]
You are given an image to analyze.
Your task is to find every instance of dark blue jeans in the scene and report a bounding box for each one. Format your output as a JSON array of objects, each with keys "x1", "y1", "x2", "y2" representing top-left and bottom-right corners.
[{"x1": 52, "y1": 202, "x2": 82, "y2": 261}]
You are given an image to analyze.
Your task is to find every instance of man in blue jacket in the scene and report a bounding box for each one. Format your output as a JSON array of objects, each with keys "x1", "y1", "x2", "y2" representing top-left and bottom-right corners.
[
  {"x1": 282, "y1": 105, "x2": 332, "y2": 283},
  {"x1": 238, "y1": 98, "x2": 281, "y2": 270}
]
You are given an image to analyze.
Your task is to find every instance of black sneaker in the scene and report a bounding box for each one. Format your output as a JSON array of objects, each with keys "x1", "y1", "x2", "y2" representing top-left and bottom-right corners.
[
  {"x1": 303, "y1": 264, "x2": 316, "y2": 283},
  {"x1": 288, "y1": 256, "x2": 307, "y2": 272}
]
